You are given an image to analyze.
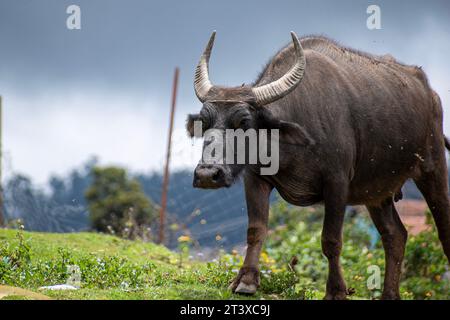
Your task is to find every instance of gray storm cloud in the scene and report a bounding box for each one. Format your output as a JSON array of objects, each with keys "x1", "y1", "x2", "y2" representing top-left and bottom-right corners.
[{"x1": 0, "y1": 0, "x2": 449, "y2": 183}]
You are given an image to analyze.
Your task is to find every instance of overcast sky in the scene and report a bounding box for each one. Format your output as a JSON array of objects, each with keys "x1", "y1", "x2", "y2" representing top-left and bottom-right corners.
[{"x1": 0, "y1": 0, "x2": 449, "y2": 184}]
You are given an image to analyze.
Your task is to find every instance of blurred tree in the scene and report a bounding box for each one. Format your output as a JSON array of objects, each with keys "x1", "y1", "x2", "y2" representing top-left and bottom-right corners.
[
  {"x1": 4, "y1": 174, "x2": 52, "y2": 230},
  {"x1": 85, "y1": 166, "x2": 157, "y2": 239}
]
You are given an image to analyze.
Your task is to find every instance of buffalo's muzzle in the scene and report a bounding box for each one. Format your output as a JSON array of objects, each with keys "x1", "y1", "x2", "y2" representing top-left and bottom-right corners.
[{"x1": 193, "y1": 164, "x2": 231, "y2": 189}]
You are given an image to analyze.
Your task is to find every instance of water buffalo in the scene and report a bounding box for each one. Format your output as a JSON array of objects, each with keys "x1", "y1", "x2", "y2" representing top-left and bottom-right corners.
[{"x1": 186, "y1": 31, "x2": 450, "y2": 299}]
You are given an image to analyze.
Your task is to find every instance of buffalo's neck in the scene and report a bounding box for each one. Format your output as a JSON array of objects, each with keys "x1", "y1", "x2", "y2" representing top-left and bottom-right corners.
[{"x1": 246, "y1": 145, "x2": 324, "y2": 207}]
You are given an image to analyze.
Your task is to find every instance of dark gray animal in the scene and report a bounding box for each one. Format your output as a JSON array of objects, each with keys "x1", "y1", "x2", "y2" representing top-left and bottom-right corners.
[{"x1": 186, "y1": 32, "x2": 450, "y2": 299}]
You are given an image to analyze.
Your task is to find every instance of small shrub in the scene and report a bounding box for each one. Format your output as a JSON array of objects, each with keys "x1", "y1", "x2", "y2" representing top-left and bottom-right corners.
[{"x1": 85, "y1": 166, "x2": 158, "y2": 239}]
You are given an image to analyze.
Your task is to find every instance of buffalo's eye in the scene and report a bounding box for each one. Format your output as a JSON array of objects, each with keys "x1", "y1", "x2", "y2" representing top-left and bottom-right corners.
[
  {"x1": 233, "y1": 117, "x2": 251, "y2": 130},
  {"x1": 200, "y1": 116, "x2": 211, "y2": 132},
  {"x1": 199, "y1": 107, "x2": 216, "y2": 132}
]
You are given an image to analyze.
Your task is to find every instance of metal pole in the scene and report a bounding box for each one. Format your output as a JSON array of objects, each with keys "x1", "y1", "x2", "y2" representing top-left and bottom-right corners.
[
  {"x1": 158, "y1": 68, "x2": 179, "y2": 244},
  {"x1": 0, "y1": 96, "x2": 4, "y2": 227}
]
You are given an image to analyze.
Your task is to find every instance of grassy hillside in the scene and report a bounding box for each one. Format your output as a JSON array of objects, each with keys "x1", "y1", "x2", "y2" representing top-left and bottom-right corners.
[
  {"x1": 0, "y1": 229, "x2": 301, "y2": 300},
  {"x1": 1, "y1": 203, "x2": 449, "y2": 300}
]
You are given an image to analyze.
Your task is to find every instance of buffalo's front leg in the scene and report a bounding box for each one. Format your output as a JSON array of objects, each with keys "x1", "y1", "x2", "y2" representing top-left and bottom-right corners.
[
  {"x1": 322, "y1": 178, "x2": 348, "y2": 300},
  {"x1": 229, "y1": 173, "x2": 272, "y2": 294}
]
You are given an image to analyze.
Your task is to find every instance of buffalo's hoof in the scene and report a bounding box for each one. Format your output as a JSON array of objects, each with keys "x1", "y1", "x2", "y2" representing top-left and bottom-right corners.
[
  {"x1": 324, "y1": 288, "x2": 350, "y2": 300},
  {"x1": 235, "y1": 282, "x2": 257, "y2": 294},
  {"x1": 381, "y1": 292, "x2": 401, "y2": 300},
  {"x1": 324, "y1": 292, "x2": 348, "y2": 300},
  {"x1": 229, "y1": 266, "x2": 259, "y2": 295},
  {"x1": 323, "y1": 285, "x2": 353, "y2": 300}
]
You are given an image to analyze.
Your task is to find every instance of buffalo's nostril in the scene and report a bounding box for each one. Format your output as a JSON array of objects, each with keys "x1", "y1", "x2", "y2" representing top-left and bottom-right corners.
[{"x1": 212, "y1": 170, "x2": 221, "y2": 182}]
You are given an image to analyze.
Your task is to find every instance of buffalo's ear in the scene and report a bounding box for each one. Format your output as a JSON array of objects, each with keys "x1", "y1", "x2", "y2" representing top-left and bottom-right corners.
[
  {"x1": 276, "y1": 120, "x2": 315, "y2": 146},
  {"x1": 257, "y1": 110, "x2": 315, "y2": 146},
  {"x1": 186, "y1": 114, "x2": 201, "y2": 137}
]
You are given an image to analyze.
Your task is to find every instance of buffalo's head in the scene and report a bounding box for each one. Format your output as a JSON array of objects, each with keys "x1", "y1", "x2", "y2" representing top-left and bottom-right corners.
[{"x1": 187, "y1": 32, "x2": 312, "y2": 189}]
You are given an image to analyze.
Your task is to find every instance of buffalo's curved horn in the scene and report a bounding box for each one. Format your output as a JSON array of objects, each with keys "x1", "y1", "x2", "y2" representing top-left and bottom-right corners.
[
  {"x1": 252, "y1": 32, "x2": 306, "y2": 106},
  {"x1": 194, "y1": 31, "x2": 216, "y2": 102}
]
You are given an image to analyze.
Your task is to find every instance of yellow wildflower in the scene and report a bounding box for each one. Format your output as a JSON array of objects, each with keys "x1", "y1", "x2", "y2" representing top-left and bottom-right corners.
[{"x1": 178, "y1": 235, "x2": 191, "y2": 243}]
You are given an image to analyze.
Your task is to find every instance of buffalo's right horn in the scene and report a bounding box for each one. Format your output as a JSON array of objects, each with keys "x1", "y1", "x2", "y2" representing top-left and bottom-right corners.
[{"x1": 194, "y1": 31, "x2": 216, "y2": 102}]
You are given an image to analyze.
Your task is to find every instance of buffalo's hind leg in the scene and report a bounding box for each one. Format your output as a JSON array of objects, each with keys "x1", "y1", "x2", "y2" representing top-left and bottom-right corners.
[
  {"x1": 229, "y1": 173, "x2": 272, "y2": 295},
  {"x1": 367, "y1": 200, "x2": 407, "y2": 300},
  {"x1": 414, "y1": 165, "x2": 450, "y2": 263}
]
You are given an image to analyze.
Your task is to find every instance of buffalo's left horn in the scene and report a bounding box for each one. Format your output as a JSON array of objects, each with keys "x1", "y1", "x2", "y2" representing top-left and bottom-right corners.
[
  {"x1": 194, "y1": 31, "x2": 216, "y2": 102},
  {"x1": 252, "y1": 32, "x2": 306, "y2": 106}
]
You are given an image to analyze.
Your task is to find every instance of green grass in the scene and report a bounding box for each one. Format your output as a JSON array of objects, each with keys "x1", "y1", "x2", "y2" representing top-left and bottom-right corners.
[
  {"x1": 1, "y1": 204, "x2": 448, "y2": 300},
  {"x1": 0, "y1": 229, "x2": 303, "y2": 300},
  {"x1": 0, "y1": 229, "x2": 174, "y2": 266}
]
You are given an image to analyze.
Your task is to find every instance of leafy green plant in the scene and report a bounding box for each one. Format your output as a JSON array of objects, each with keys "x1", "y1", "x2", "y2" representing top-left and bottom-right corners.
[
  {"x1": 262, "y1": 199, "x2": 449, "y2": 299},
  {"x1": 85, "y1": 166, "x2": 157, "y2": 239}
]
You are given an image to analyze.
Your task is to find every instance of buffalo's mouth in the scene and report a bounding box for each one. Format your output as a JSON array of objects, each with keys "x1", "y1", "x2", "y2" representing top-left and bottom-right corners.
[{"x1": 193, "y1": 164, "x2": 233, "y2": 189}]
